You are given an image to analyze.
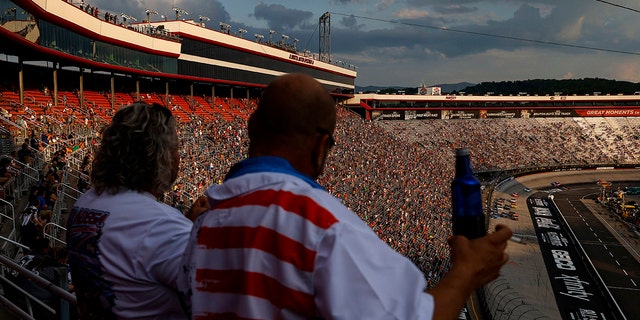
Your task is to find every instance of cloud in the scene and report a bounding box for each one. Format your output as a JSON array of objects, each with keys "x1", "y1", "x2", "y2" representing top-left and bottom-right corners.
[
  {"x1": 557, "y1": 16, "x2": 584, "y2": 42},
  {"x1": 340, "y1": 15, "x2": 366, "y2": 30},
  {"x1": 89, "y1": 0, "x2": 640, "y2": 85},
  {"x1": 331, "y1": 0, "x2": 368, "y2": 4},
  {"x1": 394, "y1": 9, "x2": 430, "y2": 19},
  {"x1": 408, "y1": 0, "x2": 559, "y2": 5},
  {"x1": 253, "y1": 3, "x2": 314, "y2": 31},
  {"x1": 613, "y1": 62, "x2": 640, "y2": 82},
  {"x1": 338, "y1": 1, "x2": 640, "y2": 62},
  {"x1": 353, "y1": 47, "x2": 604, "y2": 86},
  {"x1": 376, "y1": 0, "x2": 396, "y2": 11},
  {"x1": 407, "y1": 0, "x2": 482, "y2": 6},
  {"x1": 331, "y1": 1, "x2": 621, "y2": 85},
  {"x1": 433, "y1": 5, "x2": 479, "y2": 15}
]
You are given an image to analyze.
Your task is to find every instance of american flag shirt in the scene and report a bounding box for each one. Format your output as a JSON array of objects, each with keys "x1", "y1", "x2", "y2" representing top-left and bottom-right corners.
[{"x1": 181, "y1": 156, "x2": 434, "y2": 319}]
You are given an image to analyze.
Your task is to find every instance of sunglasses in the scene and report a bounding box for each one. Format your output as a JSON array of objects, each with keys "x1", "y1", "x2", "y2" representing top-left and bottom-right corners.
[{"x1": 317, "y1": 128, "x2": 336, "y2": 148}]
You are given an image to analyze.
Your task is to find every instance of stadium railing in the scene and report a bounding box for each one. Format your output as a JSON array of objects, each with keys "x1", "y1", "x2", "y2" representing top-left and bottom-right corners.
[
  {"x1": 43, "y1": 223, "x2": 66, "y2": 250},
  {"x1": 0, "y1": 253, "x2": 74, "y2": 320},
  {"x1": 0, "y1": 198, "x2": 18, "y2": 257}
]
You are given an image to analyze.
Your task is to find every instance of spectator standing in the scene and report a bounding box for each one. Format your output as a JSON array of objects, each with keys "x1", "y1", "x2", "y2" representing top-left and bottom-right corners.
[
  {"x1": 66, "y1": 102, "x2": 193, "y2": 319},
  {"x1": 181, "y1": 74, "x2": 512, "y2": 320}
]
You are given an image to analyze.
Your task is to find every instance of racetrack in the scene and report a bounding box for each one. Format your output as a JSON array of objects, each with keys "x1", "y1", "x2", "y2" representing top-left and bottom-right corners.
[
  {"x1": 552, "y1": 184, "x2": 640, "y2": 319},
  {"x1": 489, "y1": 169, "x2": 640, "y2": 320}
]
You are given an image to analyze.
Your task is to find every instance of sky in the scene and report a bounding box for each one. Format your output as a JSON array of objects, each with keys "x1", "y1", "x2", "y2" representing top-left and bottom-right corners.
[{"x1": 89, "y1": 0, "x2": 640, "y2": 87}]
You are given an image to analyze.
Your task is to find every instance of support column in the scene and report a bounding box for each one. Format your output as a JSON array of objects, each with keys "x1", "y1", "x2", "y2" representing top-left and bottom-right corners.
[
  {"x1": 79, "y1": 68, "x2": 84, "y2": 108},
  {"x1": 230, "y1": 87, "x2": 234, "y2": 100},
  {"x1": 110, "y1": 74, "x2": 115, "y2": 110},
  {"x1": 190, "y1": 83, "x2": 194, "y2": 106},
  {"x1": 18, "y1": 58, "x2": 24, "y2": 106},
  {"x1": 246, "y1": 88, "x2": 250, "y2": 100},
  {"x1": 165, "y1": 81, "x2": 170, "y2": 106},
  {"x1": 53, "y1": 66, "x2": 58, "y2": 107},
  {"x1": 135, "y1": 78, "x2": 140, "y2": 101},
  {"x1": 211, "y1": 86, "x2": 215, "y2": 106}
]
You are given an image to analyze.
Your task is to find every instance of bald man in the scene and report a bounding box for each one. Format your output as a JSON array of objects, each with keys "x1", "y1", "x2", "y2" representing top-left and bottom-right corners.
[{"x1": 181, "y1": 73, "x2": 512, "y2": 320}]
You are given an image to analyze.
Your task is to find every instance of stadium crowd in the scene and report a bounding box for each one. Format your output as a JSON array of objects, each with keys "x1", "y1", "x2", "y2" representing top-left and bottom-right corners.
[
  {"x1": 153, "y1": 100, "x2": 640, "y2": 287},
  {"x1": 2, "y1": 94, "x2": 640, "y2": 291}
]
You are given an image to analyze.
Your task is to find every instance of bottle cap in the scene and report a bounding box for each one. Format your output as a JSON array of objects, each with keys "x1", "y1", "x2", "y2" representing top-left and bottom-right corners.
[{"x1": 455, "y1": 148, "x2": 470, "y2": 156}]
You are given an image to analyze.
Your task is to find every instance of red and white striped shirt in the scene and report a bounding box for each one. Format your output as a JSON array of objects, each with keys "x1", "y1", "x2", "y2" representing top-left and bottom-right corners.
[{"x1": 181, "y1": 157, "x2": 434, "y2": 319}]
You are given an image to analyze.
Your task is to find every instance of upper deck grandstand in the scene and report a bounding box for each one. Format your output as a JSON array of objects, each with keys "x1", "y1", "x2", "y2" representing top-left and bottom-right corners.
[
  {"x1": 0, "y1": 1, "x2": 638, "y2": 319},
  {"x1": 345, "y1": 92, "x2": 640, "y2": 121},
  {"x1": 0, "y1": 0, "x2": 356, "y2": 110}
]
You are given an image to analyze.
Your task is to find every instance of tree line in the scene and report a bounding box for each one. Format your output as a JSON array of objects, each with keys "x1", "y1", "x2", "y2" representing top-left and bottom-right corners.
[
  {"x1": 369, "y1": 78, "x2": 640, "y2": 96},
  {"x1": 457, "y1": 78, "x2": 640, "y2": 96}
]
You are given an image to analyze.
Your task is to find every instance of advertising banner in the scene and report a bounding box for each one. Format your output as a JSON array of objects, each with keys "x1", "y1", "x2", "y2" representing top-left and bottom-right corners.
[
  {"x1": 372, "y1": 107, "x2": 640, "y2": 120},
  {"x1": 441, "y1": 110, "x2": 478, "y2": 119},
  {"x1": 407, "y1": 110, "x2": 441, "y2": 120},
  {"x1": 373, "y1": 110, "x2": 442, "y2": 120},
  {"x1": 574, "y1": 109, "x2": 640, "y2": 117}
]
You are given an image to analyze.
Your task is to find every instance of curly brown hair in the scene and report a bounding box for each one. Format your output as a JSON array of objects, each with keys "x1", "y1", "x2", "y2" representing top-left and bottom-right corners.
[{"x1": 90, "y1": 102, "x2": 179, "y2": 197}]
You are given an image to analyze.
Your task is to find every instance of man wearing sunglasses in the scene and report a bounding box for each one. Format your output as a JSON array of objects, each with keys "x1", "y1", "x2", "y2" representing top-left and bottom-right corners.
[{"x1": 182, "y1": 73, "x2": 512, "y2": 320}]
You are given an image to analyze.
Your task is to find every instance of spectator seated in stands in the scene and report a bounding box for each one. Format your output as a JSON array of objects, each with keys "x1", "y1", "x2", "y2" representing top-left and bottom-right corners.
[
  {"x1": 17, "y1": 141, "x2": 33, "y2": 166},
  {"x1": 77, "y1": 170, "x2": 89, "y2": 193},
  {"x1": 0, "y1": 106, "x2": 11, "y2": 118},
  {"x1": 27, "y1": 185, "x2": 39, "y2": 208},
  {"x1": 21, "y1": 207, "x2": 52, "y2": 248},
  {"x1": 6, "y1": 237, "x2": 68, "y2": 320},
  {"x1": 38, "y1": 209, "x2": 53, "y2": 229},
  {"x1": 33, "y1": 186, "x2": 51, "y2": 212},
  {"x1": 44, "y1": 166, "x2": 61, "y2": 191},
  {"x1": 29, "y1": 133, "x2": 41, "y2": 151},
  {"x1": 27, "y1": 167, "x2": 60, "y2": 212},
  {"x1": 0, "y1": 157, "x2": 13, "y2": 184},
  {"x1": 0, "y1": 156, "x2": 16, "y2": 201},
  {"x1": 19, "y1": 205, "x2": 42, "y2": 250},
  {"x1": 49, "y1": 149, "x2": 67, "y2": 171}
]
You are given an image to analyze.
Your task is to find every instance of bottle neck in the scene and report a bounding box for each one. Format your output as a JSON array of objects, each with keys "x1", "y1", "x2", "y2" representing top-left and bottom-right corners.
[{"x1": 455, "y1": 155, "x2": 474, "y2": 177}]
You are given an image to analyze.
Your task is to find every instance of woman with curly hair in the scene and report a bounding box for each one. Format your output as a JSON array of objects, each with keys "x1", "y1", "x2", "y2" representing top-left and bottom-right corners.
[{"x1": 66, "y1": 102, "x2": 192, "y2": 320}]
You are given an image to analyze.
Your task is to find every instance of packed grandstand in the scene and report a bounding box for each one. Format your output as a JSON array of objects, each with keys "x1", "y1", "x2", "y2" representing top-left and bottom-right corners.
[
  {"x1": 0, "y1": 0, "x2": 639, "y2": 319},
  {"x1": 2, "y1": 88, "x2": 640, "y2": 279}
]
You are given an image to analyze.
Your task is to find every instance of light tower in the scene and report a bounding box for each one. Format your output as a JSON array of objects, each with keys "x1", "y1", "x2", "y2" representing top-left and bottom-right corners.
[
  {"x1": 120, "y1": 13, "x2": 137, "y2": 26},
  {"x1": 268, "y1": 29, "x2": 277, "y2": 44},
  {"x1": 319, "y1": 12, "x2": 331, "y2": 63},
  {"x1": 199, "y1": 15, "x2": 210, "y2": 27},
  {"x1": 219, "y1": 22, "x2": 231, "y2": 34},
  {"x1": 173, "y1": 7, "x2": 188, "y2": 20},
  {"x1": 145, "y1": 9, "x2": 158, "y2": 28}
]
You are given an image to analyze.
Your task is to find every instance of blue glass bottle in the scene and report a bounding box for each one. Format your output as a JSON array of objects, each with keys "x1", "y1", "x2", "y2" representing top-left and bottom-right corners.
[{"x1": 451, "y1": 148, "x2": 486, "y2": 239}]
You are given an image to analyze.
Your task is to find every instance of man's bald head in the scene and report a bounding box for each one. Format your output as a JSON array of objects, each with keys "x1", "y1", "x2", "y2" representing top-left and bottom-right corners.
[{"x1": 249, "y1": 73, "x2": 336, "y2": 155}]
